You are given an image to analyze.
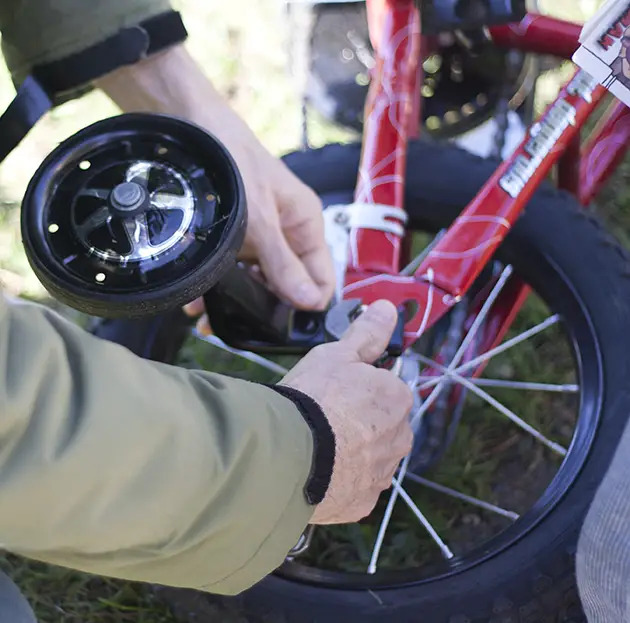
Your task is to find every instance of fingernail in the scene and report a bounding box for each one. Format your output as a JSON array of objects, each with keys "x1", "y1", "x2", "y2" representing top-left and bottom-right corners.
[
  {"x1": 295, "y1": 282, "x2": 321, "y2": 307},
  {"x1": 183, "y1": 297, "x2": 204, "y2": 317},
  {"x1": 197, "y1": 315, "x2": 213, "y2": 336},
  {"x1": 365, "y1": 300, "x2": 397, "y2": 323}
]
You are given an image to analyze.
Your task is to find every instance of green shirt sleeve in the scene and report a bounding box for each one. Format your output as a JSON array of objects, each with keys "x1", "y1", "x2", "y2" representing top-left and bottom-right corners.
[
  {"x1": 0, "y1": 294, "x2": 314, "y2": 594},
  {"x1": 0, "y1": 0, "x2": 173, "y2": 85}
]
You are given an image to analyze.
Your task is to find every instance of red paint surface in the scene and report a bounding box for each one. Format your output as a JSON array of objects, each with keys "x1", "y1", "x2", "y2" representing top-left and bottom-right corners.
[
  {"x1": 580, "y1": 99, "x2": 630, "y2": 205},
  {"x1": 558, "y1": 132, "x2": 582, "y2": 196},
  {"x1": 490, "y1": 14, "x2": 582, "y2": 60},
  {"x1": 350, "y1": 0, "x2": 421, "y2": 274},
  {"x1": 348, "y1": 5, "x2": 625, "y2": 349}
]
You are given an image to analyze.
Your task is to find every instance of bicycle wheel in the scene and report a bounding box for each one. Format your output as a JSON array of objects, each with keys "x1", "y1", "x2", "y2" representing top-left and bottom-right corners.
[
  {"x1": 92, "y1": 141, "x2": 630, "y2": 623},
  {"x1": 285, "y1": 2, "x2": 538, "y2": 138}
]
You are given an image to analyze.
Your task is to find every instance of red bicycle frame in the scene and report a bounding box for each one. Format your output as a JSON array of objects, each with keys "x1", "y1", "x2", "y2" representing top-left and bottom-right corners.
[{"x1": 344, "y1": 2, "x2": 630, "y2": 353}]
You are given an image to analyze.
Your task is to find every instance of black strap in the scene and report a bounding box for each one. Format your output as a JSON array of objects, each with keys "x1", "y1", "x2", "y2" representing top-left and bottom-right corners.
[
  {"x1": 0, "y1": 10, "x2": 187, "y2": 164},
  {"x1": 33, "y1": 11, "x2": 188, "y2": 98},
  {"x1": 0, "y1": 76, "x2": 51, "y2": 163}
]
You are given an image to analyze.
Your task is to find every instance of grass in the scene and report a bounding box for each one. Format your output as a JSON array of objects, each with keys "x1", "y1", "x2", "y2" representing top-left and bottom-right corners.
[
  {"x1": 0, "y1": 0, "x2": 626, "y2": 620},
  {"x1": 0, "y1": 556, "x2": 176, "y2": 623}
]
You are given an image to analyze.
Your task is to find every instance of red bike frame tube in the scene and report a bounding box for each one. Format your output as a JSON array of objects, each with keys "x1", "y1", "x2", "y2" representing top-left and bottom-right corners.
[
  {"x1": 343, "y1": 69, "x2": 605, "y2": 348},
  {"x1": 346, "y1": 6, "x2": 627, "y2": 349},
  {"x1": 349, "y1": 0, "x2": 421, "y2": 275},
  {"x1": 415, "y1": 70, "x2": 606, "y2": 297},
  {"x1": 489, "y1": 14, "x2": 581, "y2": 60},
  {"x1": 558, "y1": 131, "x2": 581, "y2": 195},
  {"x1": 489, "y1": 13, "x2": 630, "y2": 206},
  {"x1": 580, "y1": 99, "x2": 630, "y2": 205}
]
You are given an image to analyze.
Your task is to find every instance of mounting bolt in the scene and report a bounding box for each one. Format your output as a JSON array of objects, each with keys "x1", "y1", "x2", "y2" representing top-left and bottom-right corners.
[{"x1": 111, "y1": 182, "x2": 144, "y2": 210}]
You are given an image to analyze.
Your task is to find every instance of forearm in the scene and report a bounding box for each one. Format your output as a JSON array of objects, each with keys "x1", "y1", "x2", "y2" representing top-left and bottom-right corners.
[
  {"x1": 95, "y1": 45, "x2": 258, "y2": 146},
  {"x1": 0, "y1": 295, "x2": 314, "y2": 594}
]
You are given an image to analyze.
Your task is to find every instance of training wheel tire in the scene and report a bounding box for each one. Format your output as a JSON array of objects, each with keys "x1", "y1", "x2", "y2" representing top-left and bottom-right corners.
[{"x1": 21, "y1": 113, "x2": 247, "y2": 318}]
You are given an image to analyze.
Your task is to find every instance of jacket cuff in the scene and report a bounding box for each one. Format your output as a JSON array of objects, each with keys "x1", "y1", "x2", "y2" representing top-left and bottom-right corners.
[
  {"x1": 265, "y1": 384, "x2": 335, "y2": 506},
  {"x1": 0, "y1": 0, "x2": 175, "y2": 87}
]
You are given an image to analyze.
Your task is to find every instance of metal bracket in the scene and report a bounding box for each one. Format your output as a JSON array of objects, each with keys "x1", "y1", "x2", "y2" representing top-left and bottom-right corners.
[
  {"x1": 325, "y1": 202, "x2": 408, "y2": 236},
  {"x1": 324, "y1": 203, "x2": 408, "y2": 300}
]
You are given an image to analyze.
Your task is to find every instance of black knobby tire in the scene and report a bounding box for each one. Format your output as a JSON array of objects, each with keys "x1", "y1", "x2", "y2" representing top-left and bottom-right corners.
[{"x1": 93, "y1": 141, "x2": 630, "y2": 622}]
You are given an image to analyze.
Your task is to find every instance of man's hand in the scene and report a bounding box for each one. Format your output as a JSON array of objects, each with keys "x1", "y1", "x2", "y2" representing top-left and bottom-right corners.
[
  {"x1": 281, "y1": 301, "x2": 414, "y2": 525},
  {"x1": 229, "y1": 142, "x2": 334, "y2": 310},
  {"x1": 96, "y1": 45, "x2": 335, "y2": 323}
]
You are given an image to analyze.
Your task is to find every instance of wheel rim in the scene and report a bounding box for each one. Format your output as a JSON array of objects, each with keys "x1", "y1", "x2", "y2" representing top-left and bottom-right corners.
[
  {"x1": 178, "y1": 192, "x2": 601, "y2": 590},
  {"x1": 21, "y1": 114, "x2": 246, "y2": 305}
]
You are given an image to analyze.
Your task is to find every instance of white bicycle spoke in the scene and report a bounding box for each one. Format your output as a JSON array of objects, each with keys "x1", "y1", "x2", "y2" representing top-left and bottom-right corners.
[
  {"x1": 369, "y1": 376, "x2": 455, "y2": 574},
  {"x1": 404, "y1": 473, "x2": 519, "y2": 520},
  {"x1": 400, "y1": 230, "x2": 446, "y2": 276},
  {"x1": 470, "y1": 379, "x2": 577, "y2": 392},
  {"x1": 368, "y1": 454, "x2": 412, "y2": 574},
  {"x1": 370, "y1": 267, "x2": 515, "y2": 574},
  {"x1": 392, "y1": 477, "x2": 454, "y2": 559},
  {"x1": 446, "y1": 265, "x2": 514, "y2": 372},
  {"x1": 192, "y1": 330, "x2": 289, "y2": 376},
  {"x1": 415, "y1": 354, "x2": 567, "y2": 456},
  {"x1": 417, "y1": 377, "x2": 578, "y2": 393},
  {"x1": 410, "y1": 265, "x2": 514, "y2": 431},
  {"x1": 418, "y1": 314, "x2": 561, "y2": 392}
]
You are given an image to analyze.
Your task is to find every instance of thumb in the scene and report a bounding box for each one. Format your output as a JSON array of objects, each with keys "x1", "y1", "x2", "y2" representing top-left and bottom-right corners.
[
  {"x1": 257, "y1": 234, "x2": 323, "y2": 309},
  {"x1": 339, "y1": 300, "x2": 399, "y2": 363}
]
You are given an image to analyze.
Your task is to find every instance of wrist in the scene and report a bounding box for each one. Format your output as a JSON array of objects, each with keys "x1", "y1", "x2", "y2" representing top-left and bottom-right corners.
[
  {"x1": 267, "y1": 384, "x2": 335, "y2": 506},
  {"x1": 96, "y1": 44, "x2": 260, "y2": 152},
  {"x1": 97, "y1": 44, "x2": 228, "y2": 119}
]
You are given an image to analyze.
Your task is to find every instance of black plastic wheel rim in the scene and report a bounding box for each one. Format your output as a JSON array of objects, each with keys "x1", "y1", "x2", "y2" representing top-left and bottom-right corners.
[
  {"x1": 22, "y1": 114, "x2": 245, "y2": 303},
  {"x1": 275, "y1": 193, "x2": 601, "y2": 590}
]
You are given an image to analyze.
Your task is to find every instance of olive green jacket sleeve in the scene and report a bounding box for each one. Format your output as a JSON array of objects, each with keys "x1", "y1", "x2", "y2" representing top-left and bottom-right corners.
[
  {"x1": 0, "y1": 294, "x2": 315, "y2": 594},
  {"x1": 0, "y1": 0, "x2": 174, "y2": 85}
]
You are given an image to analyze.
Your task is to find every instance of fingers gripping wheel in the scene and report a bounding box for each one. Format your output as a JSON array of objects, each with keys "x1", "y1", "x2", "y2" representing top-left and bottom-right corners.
[{"x1": 21, "y1": 113, "x2": 247, "y2": 318}]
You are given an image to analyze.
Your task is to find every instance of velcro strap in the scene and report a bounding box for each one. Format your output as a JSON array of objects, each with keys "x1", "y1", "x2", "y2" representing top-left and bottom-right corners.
[
  {"x1": 33, "y1": 10, "x2": 188, "y2": 98},
  {"x1": 0, "y1": 76, "x2": 52, "y2": 163},
  {"x1": 0, "y1": 10, "x2": 187, "y2": 164}
]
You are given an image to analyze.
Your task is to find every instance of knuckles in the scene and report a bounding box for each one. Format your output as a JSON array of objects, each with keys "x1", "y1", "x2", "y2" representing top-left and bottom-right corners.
[
  {"x1": 372, "y1": 369, "x2": 414, "y2": 414},
  {"x1": 397, "y1": 382, "x2": 415, "y2": 415}
]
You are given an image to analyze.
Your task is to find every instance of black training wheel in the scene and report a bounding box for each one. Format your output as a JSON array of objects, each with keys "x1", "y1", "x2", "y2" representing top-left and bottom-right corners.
[{"x1": 21, "y1": 113, "x2": 247, "y2": 318}]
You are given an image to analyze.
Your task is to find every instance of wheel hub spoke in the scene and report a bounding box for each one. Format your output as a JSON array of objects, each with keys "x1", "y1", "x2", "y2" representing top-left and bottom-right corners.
[
  {"x1": 418, "y1": 314, "x2": 561, "y2": 392},
  {"x1": 417, "y1": 376, "x2": 578, "y2": 393},
  {"x1": 151, "y1": 192, "x2": 194, "y2": 213},
  {"x1": 370, "y1": 266, "x2": 515, "y2": 574},
  {"x1": 404, "y1": 473, "x2": 519, "y2": 521},
  {"x1": 392, "y1": 477, "x2": 454, "y2": 559},
  {"x1": 122, "y1": 213, "x2": 153, "y2": 257},
  {"x1": 415, "y1": 353, "x2": 567, "y2": 456},
  {"x1": 125, "y1": 161, "x2": 152, "y2": 186},
  {"x1": 75, "y1": 205, "x2": 110, "y2": 239},
  {"x1": 193, "y1": 331, "x2": 289, "y2": 376},
  {"x1": 78, "y1": 188, "x2": 110, "y2": 200}
]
